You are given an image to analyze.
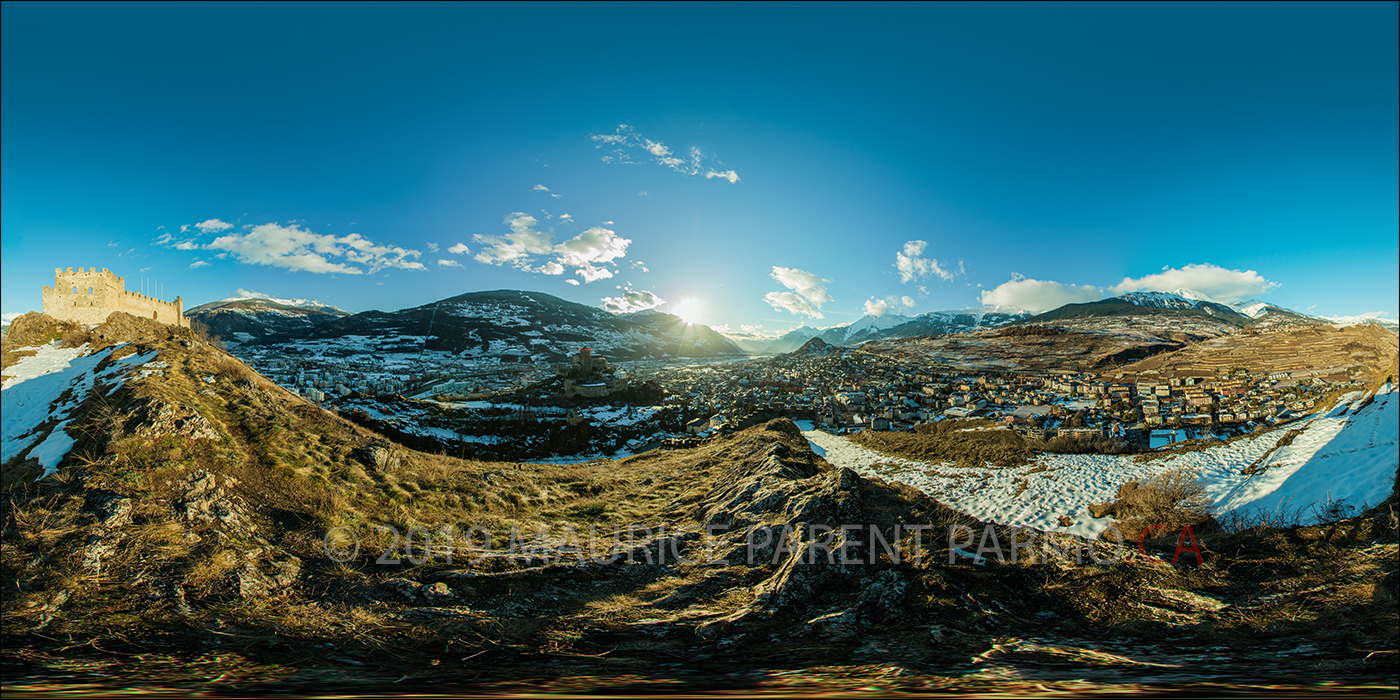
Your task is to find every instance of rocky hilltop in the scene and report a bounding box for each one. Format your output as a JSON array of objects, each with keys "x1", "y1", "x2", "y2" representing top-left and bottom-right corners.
[{"x1": 1, "y1": 313, "x2": 1396, "y2": 692}]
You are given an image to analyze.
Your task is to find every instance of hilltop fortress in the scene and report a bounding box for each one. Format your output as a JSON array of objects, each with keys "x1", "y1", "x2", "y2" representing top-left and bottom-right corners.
[{"x1": 42, "y1": 267, "x2": 187, "y2": 328}]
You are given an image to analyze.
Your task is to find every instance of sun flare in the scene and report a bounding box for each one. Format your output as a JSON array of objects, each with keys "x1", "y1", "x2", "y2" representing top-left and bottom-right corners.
[{"x1": 671, "y1": 298, "x2": 704, "y2": 325}]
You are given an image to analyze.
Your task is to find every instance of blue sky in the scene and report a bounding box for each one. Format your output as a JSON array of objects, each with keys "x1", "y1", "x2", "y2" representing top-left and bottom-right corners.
[{"x1": 4, "y1": 2, "x2": 1396, "y2": 338}]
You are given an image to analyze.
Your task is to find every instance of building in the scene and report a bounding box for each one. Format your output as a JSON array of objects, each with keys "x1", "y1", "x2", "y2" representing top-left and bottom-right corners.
[
  {"x1": 560, "y1": 347, "x2": 629, "y2": 398},
  {"x1": 41, "y1": 267, "x2": 187, "y2": 327}
]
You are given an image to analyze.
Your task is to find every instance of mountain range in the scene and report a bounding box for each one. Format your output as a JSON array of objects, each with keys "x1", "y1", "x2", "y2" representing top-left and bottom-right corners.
[
  {"x1": 188, "y1": 290, "x2": 742, "y2": 361},
  {"x1": 179, "y1": 287, "x2": 1384, "y2": 364}
]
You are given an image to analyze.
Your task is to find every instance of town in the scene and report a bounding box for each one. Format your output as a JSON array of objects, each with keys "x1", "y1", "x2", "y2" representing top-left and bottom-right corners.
[
  {"x1": 633, "y1": 341, "x2": 1356, "y2": 449},
  {"x1": 223, "y1": 334, "x2": 1360, "y2": 456}
]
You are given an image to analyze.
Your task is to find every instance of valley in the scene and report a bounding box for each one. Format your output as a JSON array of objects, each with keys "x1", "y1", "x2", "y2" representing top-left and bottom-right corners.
[{"x1": 2, "y1": 291, "x2": 1396, "y2": 696}]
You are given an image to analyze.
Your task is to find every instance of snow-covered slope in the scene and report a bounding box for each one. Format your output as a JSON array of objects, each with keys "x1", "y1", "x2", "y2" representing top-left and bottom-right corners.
[
  {"x1": 802, "y1": 387, "x2": 1398, "y2": 537},
  {"x1": 3, "y1": 343, "x2": 158, "y2": 476}
]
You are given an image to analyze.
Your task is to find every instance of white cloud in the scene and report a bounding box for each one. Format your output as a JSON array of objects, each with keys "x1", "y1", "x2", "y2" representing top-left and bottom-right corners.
[
  {"x1": 533, "y1": 184, "x2": 550, "y2": 192},
  {"x1": 863, "y1": 298, "x2": 890, "y2": 317},
  {"x1": 194, "y1": 219, "x2": 234, "y2": 234},
  {"x1": 189, "y1": 260, "x2": 210, "y2": 269},
  {"x1": 764, "y1": 266, "x2": 833, "y2": 319},
  {"x1": 979, "y1": 277, "x2": 1103, "y2": 313},
  {"x1": 472, "y1": 213, "x2": 557, "y2": 266},
  {"x1": 590, "y1": 123, "x2": 740, "y2": 183},
  {"x1": 1107, "y1": 263, "x2": 1278, "y2": 304},
  {"x1": 437, "y1": 259, "x2": 462, "y2": 268},
  {"x1": 863, "y1": 294, "x2": 919, "y2": 317},
  {"x1": 472, "y1": 214, "x2": 631, "y2": 284},
  {"x1": 565, "y1": 279, "x2": 580, "y2": 286},
  {"x1": 576, "y1": 266, "x2": 615, "y2": 282},
  {"x1": 205, "y1": 222, "x2": 426, "y2": 275},
  {"x1": 601, "y1": 287, "x2": 666, "y2": 314},
  {"x1": 179, "y1": 224, "x2": 190, "y2": 233},
  {"x1": 426, "y1": 242, "x2": 439, "y2": 253},
  {"x1": 557, "y1": 226, "x2": 630, "y2": 282},
  {"x1": 896, "y1": 240, "x2": 960, "y2": 283},
  {"x1": 448, "y1": 242, "x2": 470, "y2": 255},
  {"x1": 558, "y1": 213, "x2": 572, "y2": 220},
  {"x1": 642, "y1": 139, "x2": 671, "y2": 157}
]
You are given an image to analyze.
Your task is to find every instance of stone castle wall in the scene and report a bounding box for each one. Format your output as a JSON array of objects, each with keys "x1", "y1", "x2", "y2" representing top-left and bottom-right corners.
[{"x1": 41, "y1": 267, "x2": 186, "y2": 327}]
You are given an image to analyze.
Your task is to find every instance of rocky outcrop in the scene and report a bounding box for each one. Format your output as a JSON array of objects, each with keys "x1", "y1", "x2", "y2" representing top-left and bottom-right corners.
[{"x1": 122, "y1": 399, "x2": 223, "y2": 442}]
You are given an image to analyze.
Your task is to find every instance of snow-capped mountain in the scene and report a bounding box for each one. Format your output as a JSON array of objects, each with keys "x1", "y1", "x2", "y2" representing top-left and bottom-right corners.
[
  {"x1": 877, "y1": 308, "x2": 1029, "y2": 340},
  {"x1": 1324, "y1": 314, "x2": 1399, "y2": 332},
  {"x1": 185, "y1": 296, "x2": 352, "y2": 341},
  {"x1": 1026, "y1": 291, "x2": 1340, "y2": 331},
  {"x1": 818, "y1": 313, "x2": 916, "y2": 346},
  {"x1": 1028, "y1": 292, "x2": 1250, "y2": 326},
  {"x1": 756, "y1": 308, "x2": 1029, "y2": 353},
  {"x1": 761, "y1": 326, "x2": 825, "y2": 354},
  {"x1": 227, "y1": 293, "x2": 346, "y2": 313},
  {"x1": 246, "y1": 290, "x2": 741, "y2": 360},
  {"x1": 1117, "y1": 291, "x2": 1219, "y2": 309},
  {"x1": 1231, "y1": 300, "x2": 1271, "y2": 318}
]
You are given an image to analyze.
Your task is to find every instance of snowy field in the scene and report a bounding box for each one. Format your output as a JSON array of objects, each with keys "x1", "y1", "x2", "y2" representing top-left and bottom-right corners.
[
  {"x1": 797, "y1": 387, "x2": 1398, "y2": 537},
  {"x1": 3, "y1": 343, "x2": 158, "y2": 477}
]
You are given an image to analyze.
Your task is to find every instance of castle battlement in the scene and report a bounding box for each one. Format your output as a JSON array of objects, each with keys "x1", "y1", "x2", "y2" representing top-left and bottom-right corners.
[{"x1": 41, "y1": 266, "x2": 187, "y2": 327}]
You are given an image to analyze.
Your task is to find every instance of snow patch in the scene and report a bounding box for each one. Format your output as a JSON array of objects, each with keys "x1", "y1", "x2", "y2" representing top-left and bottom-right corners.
[{"x1": 802, "y1": 390, "x2": 1397, "y2": 536}]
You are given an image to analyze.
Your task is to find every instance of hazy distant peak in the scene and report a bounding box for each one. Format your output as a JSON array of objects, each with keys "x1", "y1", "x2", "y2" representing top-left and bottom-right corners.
[
  {"x1": 1231, "y1": 299, "x2": 1272, "y2": 318},
  {"x1": 845, "y1": 313, "x2": 915, "y2": 332},
  {"x1": 224, "y1": 293, "x2": 347, "y2": 313}
]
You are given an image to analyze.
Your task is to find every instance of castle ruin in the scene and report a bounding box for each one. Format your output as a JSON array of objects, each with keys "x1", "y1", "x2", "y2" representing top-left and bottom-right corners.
[
  {"x1": 558, "y1": 347, "x2": 629, "y2": 398},
  {"x1": 41, "y1": 267, "x2": 187, "y2": 328}
]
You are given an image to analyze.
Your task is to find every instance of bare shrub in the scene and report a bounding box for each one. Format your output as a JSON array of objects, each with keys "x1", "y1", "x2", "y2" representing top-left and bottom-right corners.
[
  {"x1": 1041, "y1": 434, "x2": 1140, "y2": 456},
  {"x1": 1093, "y1": 467, "x2": 1213, "y2": 541},
  {"x1": 214, "y1": 355, "x2": 257, "y2": 382},
  {"x1": 189, "y1": 319, "x2": 225, "y2": 349},
  {"x1": 850, "y1": 419, "x2": 1036, "y2": 468},
  {"x1": 59, "y1": 323, "x2": 91, "y2": 348}
]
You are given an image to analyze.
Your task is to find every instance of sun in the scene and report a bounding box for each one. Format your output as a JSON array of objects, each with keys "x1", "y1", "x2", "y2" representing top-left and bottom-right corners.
[{"x1": 671, "y1": 298, "x2": 704, "y2": 325}]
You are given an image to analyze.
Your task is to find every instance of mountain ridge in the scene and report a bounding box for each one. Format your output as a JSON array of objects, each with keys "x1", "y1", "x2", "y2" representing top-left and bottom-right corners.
[{"x1": 217, "y1": 289, "x2": 742, "y2": 360}]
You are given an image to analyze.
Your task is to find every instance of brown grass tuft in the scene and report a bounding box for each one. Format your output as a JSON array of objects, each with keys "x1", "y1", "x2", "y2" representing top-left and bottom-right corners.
[{"x1": 1093, "y1": 466, "x2": 1213, "y2": 541}]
